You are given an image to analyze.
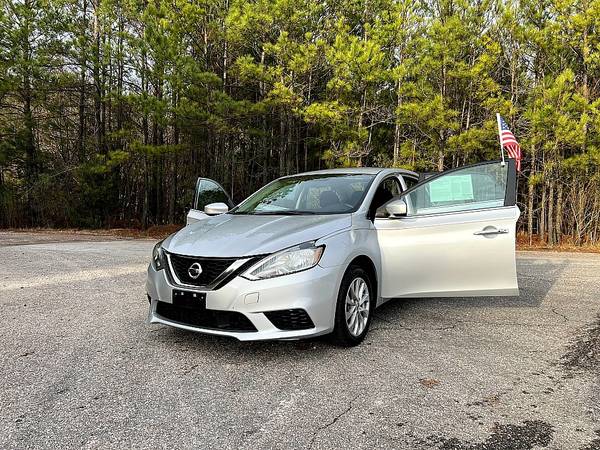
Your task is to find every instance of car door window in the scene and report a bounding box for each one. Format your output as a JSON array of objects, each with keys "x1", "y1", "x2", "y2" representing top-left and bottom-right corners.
[
  {"x1": 402, "y1": 162, "x2": 509, "y2": 216},
  {"x1": 370, "y1": 177, "x2": 402, "y2": 217},
  {"x1": 402, "y1": 175, "x2": 419, "y2": 190},
  {"x1": 194, "y1": 179, "x2": 232, "y2": 210}
]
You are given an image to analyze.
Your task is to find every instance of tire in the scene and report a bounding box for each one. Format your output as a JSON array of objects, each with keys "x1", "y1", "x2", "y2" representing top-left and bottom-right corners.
[{"x1": 331, "y1": 264, "x2": 375, "y2": 346}]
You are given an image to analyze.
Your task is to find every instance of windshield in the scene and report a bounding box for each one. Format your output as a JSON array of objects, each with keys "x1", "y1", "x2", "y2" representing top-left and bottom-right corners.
[{"x1": 231, "y1": 174, "x2": 375, "y2": 215}]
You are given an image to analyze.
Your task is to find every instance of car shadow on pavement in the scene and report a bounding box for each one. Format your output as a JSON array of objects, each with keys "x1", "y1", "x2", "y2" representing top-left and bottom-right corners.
[
  {"x1": 149, "y1": 257, "x2": 569, "y2": 353},
  {"x1": 150, "y1": 326, "x2": 335, "y2": 358},
  {"x1": 369, "y1": 257, "x2": 571, "y2": 328},
  {"x1": 386, "y1": 256, "x2": 569, "y2": 309}
]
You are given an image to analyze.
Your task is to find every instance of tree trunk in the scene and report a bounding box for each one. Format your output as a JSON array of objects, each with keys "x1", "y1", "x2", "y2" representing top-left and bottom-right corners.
[
  {"x1": 222, "y1": 0, "x2": 229, "y2": 91},
  {"x1": 393, "y1": 80, "x2": 402, "y2": 166},
  {"x1": 575, "y1": 182, "x2": 585, "y2": 245},
  {"x1": 116, "y1": 15, "x2": 124, "y2": 148},
  {"x1": 582, "y1": 19, "x2": 589, "y2": 153},
  {"x1": 527, "y1": 144, "x2": 536, "y2": 244},
  {"x1": 279, "y1": 112, "x2": 286, "y2": 176},
  {"x1": 141, "y1": 48, "x2": 149, "y2": 228},
  {"x1": 93, "y1": 0, "x2": 103, "y2": 155},
  {"x1": 437, "y1": 148, "x2": 444, "y2": 172},
  {"x1": 540, "y1": 183, "x2": 546, "y2": 243},
  {"x1": 548, "y1": 179, "x2": 554, "y2": 246},
  {"x1": 77, "y1": 0, "x2": 88, "y2": 161},
  {"x1": 555, "y1": 182, "x2": 563, "y2": 245},
  {"x1": 169, "y1": 90, "x2": 179, "y2": 224},
  {"x1": 21, "y1": 3, "x2": 37, "y2": 225},
  {"x1": 527, "y1": 181, "x2": 535, "y2": 245}
]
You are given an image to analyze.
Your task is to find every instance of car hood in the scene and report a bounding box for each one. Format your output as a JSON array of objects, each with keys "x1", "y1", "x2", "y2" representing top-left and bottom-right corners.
[{"x1": 164, "y1": 213, "x2": 352, "y2": 257}]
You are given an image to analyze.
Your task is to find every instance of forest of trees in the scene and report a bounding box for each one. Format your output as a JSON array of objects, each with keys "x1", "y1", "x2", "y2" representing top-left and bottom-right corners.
[{"x1": 1, "y1": 0, "x2": 599, "y2": 245}]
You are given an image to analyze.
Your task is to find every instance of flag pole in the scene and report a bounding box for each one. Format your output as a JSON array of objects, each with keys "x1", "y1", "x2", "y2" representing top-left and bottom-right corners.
[{"x1": 496, "y1": 113, "x2": 506, "y2": 166}]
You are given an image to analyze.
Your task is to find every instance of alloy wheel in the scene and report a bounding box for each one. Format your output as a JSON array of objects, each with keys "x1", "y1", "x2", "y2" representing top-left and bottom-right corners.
[{"x1": 345, "y1": 277, "x2": 370, "y2": 337}]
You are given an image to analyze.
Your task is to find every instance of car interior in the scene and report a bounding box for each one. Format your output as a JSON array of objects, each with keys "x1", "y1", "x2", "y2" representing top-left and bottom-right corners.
[{"x1": 369, "y1": 178, "x2": 401, "y2": 218}]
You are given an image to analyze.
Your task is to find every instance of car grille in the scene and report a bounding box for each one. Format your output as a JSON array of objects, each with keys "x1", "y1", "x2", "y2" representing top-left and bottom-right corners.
[
  {"x1": 167, "y1": 253, "x2": 237, "y2": 287},
  {"x1": 264, "y1": 309, "x2": 315, "y2": 331},
  {"x1": 156, "y1": 301, "x2": 257, "y2": 332}
]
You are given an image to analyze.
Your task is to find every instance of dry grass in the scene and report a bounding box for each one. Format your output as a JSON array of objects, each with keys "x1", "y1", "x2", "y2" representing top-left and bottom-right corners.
[
  {"x1": 109, "y1": 225, "x2": 183, "y2": 239},
  {"x1": 4, "y1": 225, "x2": 182, "y2": 240},
  {"x1": 517, "y1": 232, "x2": 600, "y2": 254}
]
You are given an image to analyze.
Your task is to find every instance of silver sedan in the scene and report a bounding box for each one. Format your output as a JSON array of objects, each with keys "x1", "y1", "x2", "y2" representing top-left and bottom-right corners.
[{"x1": 146, "y1": 160, "x2": 519, "y2": 345}]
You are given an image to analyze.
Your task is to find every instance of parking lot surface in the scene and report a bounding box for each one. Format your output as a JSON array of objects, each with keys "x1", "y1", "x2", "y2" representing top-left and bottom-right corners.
[{"x1": 1, "y1": 231, "x2": 599, "y2": 449}]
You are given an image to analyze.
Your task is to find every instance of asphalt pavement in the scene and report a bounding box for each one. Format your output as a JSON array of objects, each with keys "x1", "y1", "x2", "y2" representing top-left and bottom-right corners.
[{"x1": 1, "y1": 231, "x2": 599, "y2": 449}]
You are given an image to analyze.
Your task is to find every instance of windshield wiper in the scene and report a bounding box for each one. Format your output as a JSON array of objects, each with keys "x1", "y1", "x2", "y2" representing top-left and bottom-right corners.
[{"x1": 252, "y1": 210, "x2": 318, "y2": 215}]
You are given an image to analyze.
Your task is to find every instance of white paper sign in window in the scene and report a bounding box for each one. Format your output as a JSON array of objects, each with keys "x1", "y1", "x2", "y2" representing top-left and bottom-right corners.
[{"x1": 429, "y1": 175, "x2": 474, "y2": 203}]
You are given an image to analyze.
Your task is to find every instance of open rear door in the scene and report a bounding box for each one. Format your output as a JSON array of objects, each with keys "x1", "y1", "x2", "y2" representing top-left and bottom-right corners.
[
  {"x1": 186, "y1": 178, "x2": 234, "y2": 225},
  {"x1": 374, "y1": 159, "x2": 519, "y2": 298}
]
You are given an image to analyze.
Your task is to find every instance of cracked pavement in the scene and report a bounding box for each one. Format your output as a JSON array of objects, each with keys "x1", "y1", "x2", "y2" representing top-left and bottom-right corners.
[{"x1": 0, "y1": 231, "x2": 599, "y2": 449}]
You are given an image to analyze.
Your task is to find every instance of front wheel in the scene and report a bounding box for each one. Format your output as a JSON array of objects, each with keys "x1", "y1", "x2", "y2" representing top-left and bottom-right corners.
[{"x1": 331, "y1": 265, "x2": 374, "y2": 346}]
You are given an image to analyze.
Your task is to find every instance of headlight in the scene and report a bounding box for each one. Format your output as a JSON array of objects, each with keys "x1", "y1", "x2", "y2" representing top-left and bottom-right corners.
[
  {"x1": 152, "y1": 239, "x2": 165, "y2": 271},
  {"x1": 242, "y1": 242, "x2": 325, "y2": 280}
]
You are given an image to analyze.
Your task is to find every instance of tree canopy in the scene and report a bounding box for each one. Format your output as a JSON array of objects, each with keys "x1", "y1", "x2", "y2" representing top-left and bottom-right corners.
[{"x1": 1, "y1": 0, "x2": 599, "y2": 244}]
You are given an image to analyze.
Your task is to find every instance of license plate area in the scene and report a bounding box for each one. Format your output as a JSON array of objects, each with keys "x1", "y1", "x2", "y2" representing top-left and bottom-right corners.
[{"x1": 172, "y1": 289, "x2": 207, "y2": 309}]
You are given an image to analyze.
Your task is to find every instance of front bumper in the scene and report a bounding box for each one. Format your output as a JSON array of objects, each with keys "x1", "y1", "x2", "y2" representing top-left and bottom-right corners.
[{"x1": 146, "y1": 262, "x2": 341, "y2": 341}]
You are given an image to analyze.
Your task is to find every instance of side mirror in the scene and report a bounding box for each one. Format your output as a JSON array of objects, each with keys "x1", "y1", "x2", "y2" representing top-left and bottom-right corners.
[
  {"x1": 204, "y1": 202, "x2": 229, "y2": 216},
  {"x1": 187, "y1": 208, "x2": 207, "y2": 225},
  {"x1": 385, "y1": 198, "x2": 407, "y2": 218}
]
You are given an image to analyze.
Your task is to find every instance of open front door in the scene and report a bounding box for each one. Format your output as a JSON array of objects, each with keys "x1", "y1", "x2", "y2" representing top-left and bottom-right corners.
[
  {"x1": 374, "y1": 160, "x2": 519, "y2": 298},
  {"x1": 186, "y1": 178, "x2": 234, "y2": 225}
]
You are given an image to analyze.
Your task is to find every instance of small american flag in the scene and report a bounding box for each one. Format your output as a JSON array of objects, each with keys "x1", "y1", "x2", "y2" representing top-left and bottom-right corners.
[{"x1": 497, "y1": 114, "x2": 522, "y2": 171}]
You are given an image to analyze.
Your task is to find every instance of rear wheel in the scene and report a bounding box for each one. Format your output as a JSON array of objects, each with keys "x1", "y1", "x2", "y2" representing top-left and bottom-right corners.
[{"x1": 331, "y1": 265, "x2": 374, "y2": 346}]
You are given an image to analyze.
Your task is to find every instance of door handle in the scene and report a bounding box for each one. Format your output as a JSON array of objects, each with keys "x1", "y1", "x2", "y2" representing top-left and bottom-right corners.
[{"x1": 474, "y1": 227, "x2": 509, "y2": 236}]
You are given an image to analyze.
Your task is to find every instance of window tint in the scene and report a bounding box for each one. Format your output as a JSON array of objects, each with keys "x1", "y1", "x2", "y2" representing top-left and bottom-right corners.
[
  {"x1": 195, "y1": 180, "x2": 230, "y2": 210},
  {"x1": 370, "y1": 177, "x2": 402, "y2": 216},
  {"x1": 403, "y1": 163, "x2": 508, "y2": 216}
]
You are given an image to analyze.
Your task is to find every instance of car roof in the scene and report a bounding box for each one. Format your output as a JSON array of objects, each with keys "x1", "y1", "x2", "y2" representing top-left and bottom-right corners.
[{"x1": 283, "y1": 167, "x2": 418, "y2": 177}]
